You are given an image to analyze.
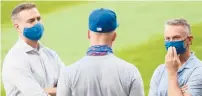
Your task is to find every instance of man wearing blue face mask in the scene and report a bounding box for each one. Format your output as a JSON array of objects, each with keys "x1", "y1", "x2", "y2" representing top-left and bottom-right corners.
[
  {"x1": 56, "y1": 8, "x2": 144, "y2": 96},
  {"x1": 149, "y1": 18, "x2": 202, "y2": 96},
  {"x1": 2, "y1": 3, "x2": 65, "y2": 96}
]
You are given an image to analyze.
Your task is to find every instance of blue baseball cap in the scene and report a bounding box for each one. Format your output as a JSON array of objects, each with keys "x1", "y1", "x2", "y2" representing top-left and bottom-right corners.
[{"x1": 88, "y1": 8, "x2": 118, "y2": 33}]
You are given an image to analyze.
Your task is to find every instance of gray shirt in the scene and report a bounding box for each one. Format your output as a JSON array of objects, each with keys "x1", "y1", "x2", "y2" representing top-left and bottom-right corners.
[
  {"x1": 57, "y1": 54, "x2": 144, "y2": 96},
  {"x1": 2, "y1": 39, "x2": 65, "y2": 96},
  {"x1": 149, "y1": 53, "x2": 202, "y2": 96}
]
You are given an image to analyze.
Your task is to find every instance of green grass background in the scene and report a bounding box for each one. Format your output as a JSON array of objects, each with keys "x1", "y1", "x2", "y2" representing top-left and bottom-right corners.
[{"x1": 1, "y1": 1, "x2": 202, "y2": 96}]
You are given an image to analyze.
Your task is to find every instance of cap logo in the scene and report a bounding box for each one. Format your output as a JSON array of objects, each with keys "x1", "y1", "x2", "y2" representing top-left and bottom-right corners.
[{"x1": 96, "y1": 27, "x2": 102, "y2": 31}]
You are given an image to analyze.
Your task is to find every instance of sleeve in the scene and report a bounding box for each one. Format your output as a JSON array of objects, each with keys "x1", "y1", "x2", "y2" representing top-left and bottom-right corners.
[
  {"x1": 148, "y1": 64, "x2": 164, "y2": 96},
  {"x1": 129, "y1": 67, "x2": 145, "y2": 96},
  {"x1": 186, "y1": 67, "x2": 202, "y2": 96},
  {"x1": 54, "y1": 52, "x2": 66, "y2": 87},
  {"x1": 2, "y1": 57, "x2": 49, "y2": 96},
  {"x1": 56, "y1": 68, "x2": 72, "y2": 96},
  {"x1": 55, "y1": 52, "x2": 66, "y2": 69}
]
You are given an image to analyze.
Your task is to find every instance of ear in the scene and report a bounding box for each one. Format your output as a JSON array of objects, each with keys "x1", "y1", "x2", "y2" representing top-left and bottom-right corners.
[
  {"x1": 14, "y1": 23, "x2": 19, "y2": 30},
  {"x1": 188, "y1": 35, "x2": 193, "y2": 45},
  {"x1": 88, "y1": 30, "x2": 90, "y2": 39},
  {"x1": 112, "y1": 32, "x2": 117, "y2": 41}
]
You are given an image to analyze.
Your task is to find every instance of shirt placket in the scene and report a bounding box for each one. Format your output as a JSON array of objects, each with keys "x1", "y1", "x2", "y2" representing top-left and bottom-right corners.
[{"x1": 35, "y1": 51, "x2": 49, "y2": 87}]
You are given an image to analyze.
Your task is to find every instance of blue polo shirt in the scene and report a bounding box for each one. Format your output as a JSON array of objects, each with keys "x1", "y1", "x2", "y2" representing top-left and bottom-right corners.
[{"x1": 149, "y1": 52, "x2": 202, "y2": 96}]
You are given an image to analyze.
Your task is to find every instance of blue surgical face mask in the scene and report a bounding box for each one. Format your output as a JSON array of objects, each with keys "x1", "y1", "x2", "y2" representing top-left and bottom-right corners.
[
  {"x1": 165, "y1": 38, "x2": 188, "y2": 54},
  {"x1": 23, "y1": 23, "x2": 44, "y2": 41}
]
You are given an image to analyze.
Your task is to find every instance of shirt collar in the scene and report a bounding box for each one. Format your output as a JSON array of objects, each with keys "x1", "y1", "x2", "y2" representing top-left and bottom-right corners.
[
  {"x1": 178, "y1": 52, "x2": 196, "y2": 73},
  {"x1": 17, "y1": 39, "x2": 44, "y2": 53}
]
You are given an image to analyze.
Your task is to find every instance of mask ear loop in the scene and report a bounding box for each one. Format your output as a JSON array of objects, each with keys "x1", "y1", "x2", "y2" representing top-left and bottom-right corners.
[{"x1": 183, "y1": 36, "x2": 192, "y2": 49}]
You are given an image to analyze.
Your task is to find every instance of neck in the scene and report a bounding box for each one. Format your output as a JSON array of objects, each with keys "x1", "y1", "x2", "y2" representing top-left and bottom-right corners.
[
  {"x1": 22, "y1": 37, "x2": 39, "y2": 48},
  {"x1": 27, "y1": 40, "x2": 39, "y2": 48},
  {"x1": 19, "y1": 32, "x2": 39, "y2": 48},
  {"x1": 91, "y1": 44, "x2": 112, "y2": 47},
  {"x1": 90, "y1": 41, "x2": 112, "y2": 47}
]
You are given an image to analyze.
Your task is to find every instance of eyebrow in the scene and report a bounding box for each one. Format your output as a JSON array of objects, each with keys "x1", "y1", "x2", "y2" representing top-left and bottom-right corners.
[
  {"x1": 165, "y1": 35, "x2": 181, "y2": 38},
  {"x1": 26, "y1": 16, "x2": 41, "y2": 22},
  {"x1": 172, "y1": 35, "x2": 181, "y2": 37}
]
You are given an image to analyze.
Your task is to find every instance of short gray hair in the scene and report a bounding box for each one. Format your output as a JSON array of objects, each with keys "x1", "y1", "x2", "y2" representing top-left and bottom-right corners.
[
  {"x1": 11, "y1": 3, "x2": 36, "y2": 22},
  {"x1": 165, "y1": 18, "x2": 191, "y2": 34}
]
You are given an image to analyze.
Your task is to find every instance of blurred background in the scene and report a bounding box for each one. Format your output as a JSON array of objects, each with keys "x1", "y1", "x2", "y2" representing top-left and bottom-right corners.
[{"x1": 1, "y1": 1, "x2": 202, "y2": 96}]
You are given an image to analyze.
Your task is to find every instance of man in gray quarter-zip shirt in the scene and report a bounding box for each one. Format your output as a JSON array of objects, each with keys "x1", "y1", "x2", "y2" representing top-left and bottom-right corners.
[
  {"x1": 2, "y1": 3, "x2": 65, "y2": 96},
  {"x1": 57, "y1": 8, "x2": 145, "y2": 96}
]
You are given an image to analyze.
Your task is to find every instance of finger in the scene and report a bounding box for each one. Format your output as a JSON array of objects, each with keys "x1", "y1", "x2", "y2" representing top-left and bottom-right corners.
[
  {"x1": 173, "y1": 47, "x2": 179, "y2": 63},
  {"x1": 181, "y1": 86, "x2": 188, "y2": 91},
  {"x1": 173, "y1": 47, "x2": 177, "y2": 58},
  {"x1": 184, "y1": 87, "x2": 188, "y2": 90},
  {"x1": 181, "y1": 88, "x2": 184, "y2": 91},
  {"x1": 181, "y1": 85, "x2": 185, "y2": 89},
  {"x1": 166, "y1": 48, "x2": 169, "y2": 58},
  {"x1": 165, "y1": 54, "x2": 168, "y2": 62},
  {"x1": 184, "y1": 85, "x2": 188, "y2": 90},
  {"x1": 181, "y1": 85, "x2": 188, "y2": 91},
  {"x1": 183, "y1": 84, "x2": 188, "y2": 88},
  {"x1": 181, "y1": 85, "x2": 186, "y2": 89},
  {"x1": 165, "y1": 48, "x2": 170, "y2": 66},
  {"x1": 168, "y1": 47, "x2": 172, "y2": 59},
  {"x1": 166, "y1": 48, "x2": 169, "y2": 61},
  {"x1": 171, "y1": 47, "x2": 174, "y2": 59},
  {"x1": 181, "y1": 90, "x2": 185, "y2": 94},
  {"x1": 181, "y1": 90, "x2": 184, "y2": 94},
  {"x1": 185, "y1": 85, "x2": 188, "y2": 87},
  {"x1": 177, "y1": 53, "x2": 182, "y2": 64},
  {"x1": 166, "y1": 47, "x2": 170, "y2": 60},
  {"x1": 169, "y1": 47, "x2": 174, "y2": 62}
]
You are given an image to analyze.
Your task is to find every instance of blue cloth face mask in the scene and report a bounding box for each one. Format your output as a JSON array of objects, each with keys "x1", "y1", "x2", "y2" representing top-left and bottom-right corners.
[
  {"x1": 165, "y1": 38, "x2": 188, "y2": 54},
  {"x1": 23, "y1": 23, "x2": 44, "y2": 41}
]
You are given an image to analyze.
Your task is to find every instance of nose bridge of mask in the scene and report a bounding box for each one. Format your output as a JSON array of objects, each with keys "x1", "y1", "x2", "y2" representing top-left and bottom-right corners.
[
  {"x1": 183, "y1": 36, "x2": 189, "y2": 41},
  {"x1": 165, "y1": 40, "x2": 186, "y2": 54},
  {"x1": 165, "y1": 40, "x2": 183, "y2": 48}
]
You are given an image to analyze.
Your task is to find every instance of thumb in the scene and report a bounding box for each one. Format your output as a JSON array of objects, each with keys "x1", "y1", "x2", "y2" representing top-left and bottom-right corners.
[
  {"x1": 177, "y1": 54, "x2": 181, "y2": 64},
  {"x1": 177, "y1": 54, "x2": 181, "y2": 61}
]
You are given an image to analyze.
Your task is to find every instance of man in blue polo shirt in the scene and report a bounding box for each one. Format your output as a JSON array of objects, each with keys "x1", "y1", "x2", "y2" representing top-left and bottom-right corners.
[
  {"x1": 149, "y1": 18, "x2": 202, "y2": 96},
  {"x1": 56, "y1": 8, "x2": 144, "y2": 96}
]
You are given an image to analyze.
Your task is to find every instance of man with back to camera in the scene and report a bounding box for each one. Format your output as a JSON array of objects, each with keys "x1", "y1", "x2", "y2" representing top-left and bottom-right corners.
[{"x1": 56, "y1": 8, "x2": 145, "y2": 96}]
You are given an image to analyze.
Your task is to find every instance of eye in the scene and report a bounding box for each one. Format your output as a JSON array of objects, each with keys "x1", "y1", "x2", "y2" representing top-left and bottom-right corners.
[
  {"x1": 28, "y1": 18, "x2": 35, "y2": 23},
  {"x1": 165, "y1": 37, "x2": 170, "y2": 41},
  {"x1": 173, "y1": 36, "x2": 181, "y2": 41}
]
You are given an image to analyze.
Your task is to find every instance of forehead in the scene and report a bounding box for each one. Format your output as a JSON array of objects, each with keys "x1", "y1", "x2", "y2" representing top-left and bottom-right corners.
[
  {"x1": 164, "y1": 25, "x2": 188, "y2": 37},
  {"x1": 18, "y1": 8, "x2": 40, "y2": 21}
]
